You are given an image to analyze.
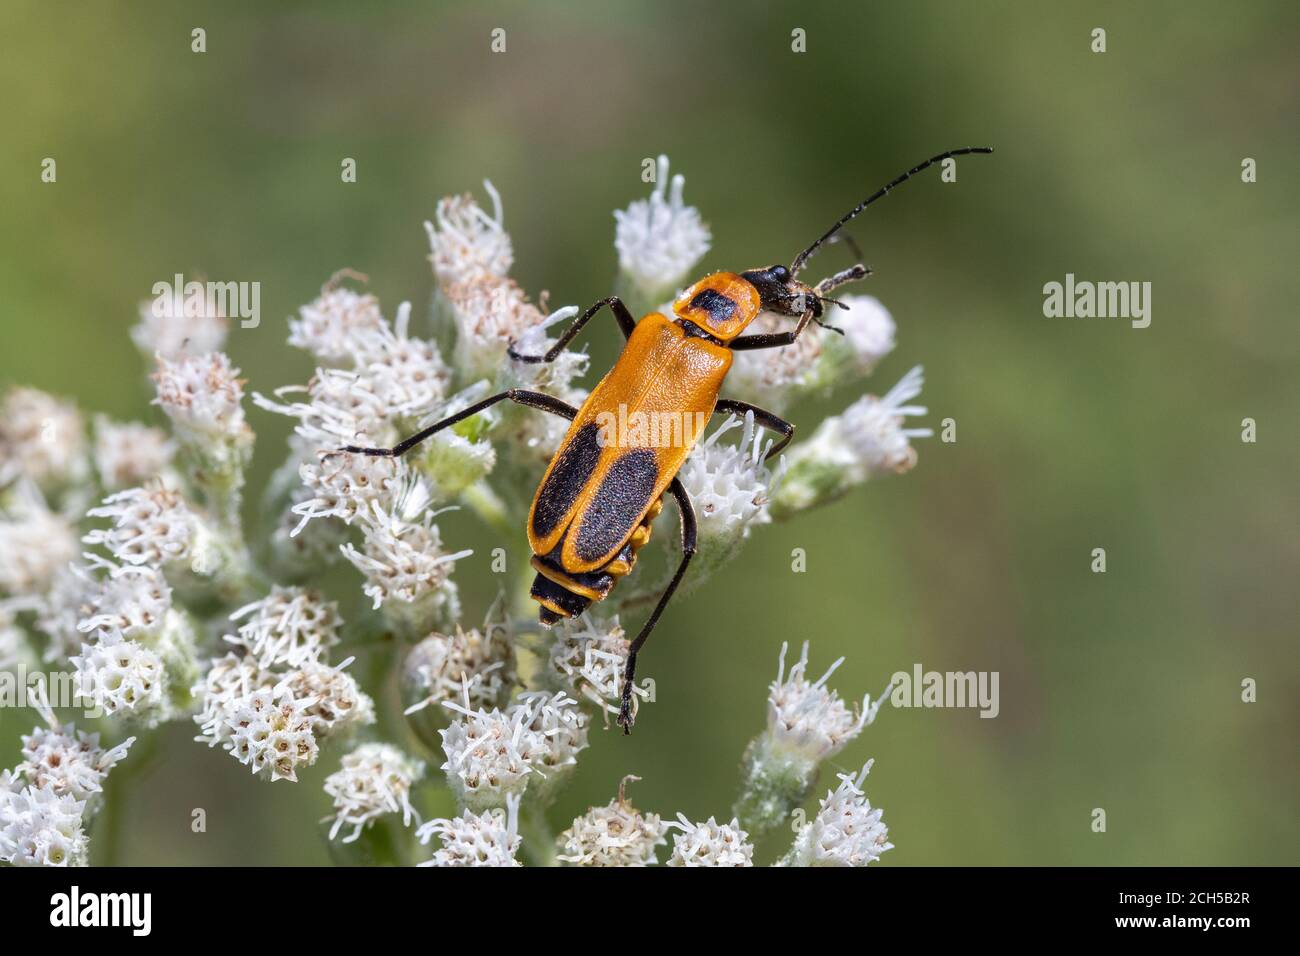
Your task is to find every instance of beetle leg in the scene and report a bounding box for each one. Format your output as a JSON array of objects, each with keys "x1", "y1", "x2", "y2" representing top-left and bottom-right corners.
[
  {"x1": 714, "y1": 399, "x2": 795, "y2": 460},
  {"x1": 507, "y1": 295, "x2": 636, "y2": 363},
  {"x1": 618, "y1": 477, "x2": 697, "y2": 734},
  {"x1": 726, "y1": 308, "x2": 819, "y2": 351},
  {"x1": 342, "y1": 389, "x2": 576, "y2": 458}
]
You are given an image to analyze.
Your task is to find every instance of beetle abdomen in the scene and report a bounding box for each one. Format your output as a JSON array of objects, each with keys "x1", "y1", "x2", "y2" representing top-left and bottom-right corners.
[{"x1": 528, "y1": 496, "x2": 663, "y2": 626}]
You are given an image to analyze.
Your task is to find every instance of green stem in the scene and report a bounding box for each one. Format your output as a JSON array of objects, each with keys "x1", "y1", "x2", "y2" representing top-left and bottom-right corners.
[
  {"x1": 518, "y1": 804, "x2": 558, "y2": 867},
  {"x1": 94, "y1": 730, "x2": 161, "y2": 866}
]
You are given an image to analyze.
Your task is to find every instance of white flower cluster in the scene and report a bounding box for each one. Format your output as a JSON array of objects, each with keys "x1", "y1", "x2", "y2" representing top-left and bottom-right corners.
[
  {"x1": 152, "y1": 351, "x2": 251, "y2": 448},
  {"x1": 544, "y1": 612, "x2": 646, "y2": 721},
  {"x1": 0, "y1": 779, "x2": 89, "y2": 867},
  {"x1": 68, "y1": 555, "x2": 198, "y2": 728},
  {"x1": 0, "y1": 387, "x2": 89, "y2": 493},
  {"x1": 193, "y1": 659, "x2": 370, "y2": 781},
  {"x1": 402, "y1": 612, "x2": 516, "y2": 718},
  {"x1": 557, "y1": 778, "x2": 667, "y2": 867},
  {"x1": 193, "y1": 587, "x2": 374, "y2": 782},
  {"x1": 83, "y1": 485, "x2": 194, "y2": 569},
  {"x1": 226, "y1": 585, "x2": 342, "y2": 669},
  {"x1": 214, "y1": 682, "x2": 321, "y2": 783},
  {"x1": 0, "y1": 483, "x2": 80, "y2": 598},
  {"x1": 256, "y1": 277, "x2": 484, "y2": 618},
  {"x1": 72, "y1": 636, "x2": 168, "y2": 722},
  {"x1": 92, "y1": 416, "x2": 175, "y2": 492},
  {"x1": 324, "y1": 743, "x2": 425, "y2": 844},
  {"x1": 69, "y1": 485, "x2": 211, "y2": 725},
  {"x1": 733, "y1": 642, "x2": 887, "y2": 837},
  {"x1": 425, "y1": 183, "x2": 539, "y2": 379},
  {"x1": 288, "y1": 280, "x2": 387, "y2": 364},
  {"x1": 15, "y1": 697, "x2": 134, "y2": 811},
  {"x1": 678, "y1": 412, "x2": 785, "y2": 540},
  {"x1": 0, "y1": 157, "x2": 927, "y2": 869},
  {"x1": 772, "y1": 365, "x2": 933, "y2": 518},
  {"x1": 438, "y1": 688, "x2": 588, "y2": 811},
  {"x1": 614, "y1": 154, "x2": 711, "y2": 301},
  {"x1": 131, "y1": 287, "x2": 228, "y2": 359},
  {"x1": 666, "y1": 816, "x2": 754, "y2": 867},
  {"x1": 416, "y1": 792, "x2": 521, "y2": 867},
  {"x1": 338, "y1": 490, "x2": 470, "y2": 625},
  {"x1": 425, "y1": 182, "x2": 513, "y2": 284},
  {"x1": 1, "y1": 689, "x2": 134, "y2": 867},
  {"x1": 784, "y1": 760, "x2": 893, "y2": 867},
  {"x1": 766, "y1": 641, "x2": 880, "y2": 762}
]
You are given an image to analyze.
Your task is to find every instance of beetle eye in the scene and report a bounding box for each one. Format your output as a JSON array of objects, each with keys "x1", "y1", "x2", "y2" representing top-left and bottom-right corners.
[{"x1": 770, "y1": 264, "x2": 789, "y2": 281}]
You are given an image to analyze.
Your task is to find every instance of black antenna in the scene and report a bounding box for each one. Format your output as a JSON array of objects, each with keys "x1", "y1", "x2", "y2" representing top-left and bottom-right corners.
[{"x1": 790, "y1": 146, "x2": 994, "y2": 276}]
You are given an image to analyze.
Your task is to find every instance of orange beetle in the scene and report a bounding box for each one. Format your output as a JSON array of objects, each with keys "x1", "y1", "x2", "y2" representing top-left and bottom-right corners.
[{"x1": 347, "y1": 147, "x2": 993, "y2": 731}]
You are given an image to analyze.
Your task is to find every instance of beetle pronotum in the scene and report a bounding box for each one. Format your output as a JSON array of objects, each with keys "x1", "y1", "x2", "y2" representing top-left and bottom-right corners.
[{"x1": 347, "y1": 147, "x2": 993, "y2": 732}]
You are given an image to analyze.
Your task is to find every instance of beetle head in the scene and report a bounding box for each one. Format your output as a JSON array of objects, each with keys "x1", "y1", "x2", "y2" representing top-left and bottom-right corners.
[{"x1": 740, "y1": 264, "x2": 824, "y2": 319}]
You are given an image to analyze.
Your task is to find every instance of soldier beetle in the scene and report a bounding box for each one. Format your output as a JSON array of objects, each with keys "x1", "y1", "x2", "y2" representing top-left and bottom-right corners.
[{"x1": 347, "y1": 146, "x2": 993, "y2": 732}]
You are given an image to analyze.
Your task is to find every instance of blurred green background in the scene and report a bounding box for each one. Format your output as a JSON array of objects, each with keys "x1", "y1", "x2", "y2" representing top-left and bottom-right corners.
[{"x1": 1, "y1": 0, "x2": 1296, "y2": 865}]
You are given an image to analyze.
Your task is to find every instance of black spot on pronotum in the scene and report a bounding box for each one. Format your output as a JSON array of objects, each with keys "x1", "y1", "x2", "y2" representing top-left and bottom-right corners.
[
  {"x1": 532, "y1": 422, "x2": 602, "y2": 538},
  {"x1": 689, "y1": 288, "x2": 738, "y2": 325},
  {"x1": 573, "y1": 450, "x2": 659, "y2": 562}
]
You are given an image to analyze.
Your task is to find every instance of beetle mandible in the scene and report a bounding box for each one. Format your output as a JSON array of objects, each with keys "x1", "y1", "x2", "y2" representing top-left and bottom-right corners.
[{"x1": 347, "y1": 146, "x2": 994, "y2": 733}]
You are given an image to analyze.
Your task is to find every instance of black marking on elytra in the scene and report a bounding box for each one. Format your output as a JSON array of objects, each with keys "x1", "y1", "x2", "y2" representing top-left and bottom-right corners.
[
  {"x1": 689, "y1": 288, "x2": 738, "y2": 325},
  {"x1": 532, "y1": 422, "x2": 602, "y2": 538},
  {"x1": 574, "y1": 449, "x2": 659, "y2": 562}
]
